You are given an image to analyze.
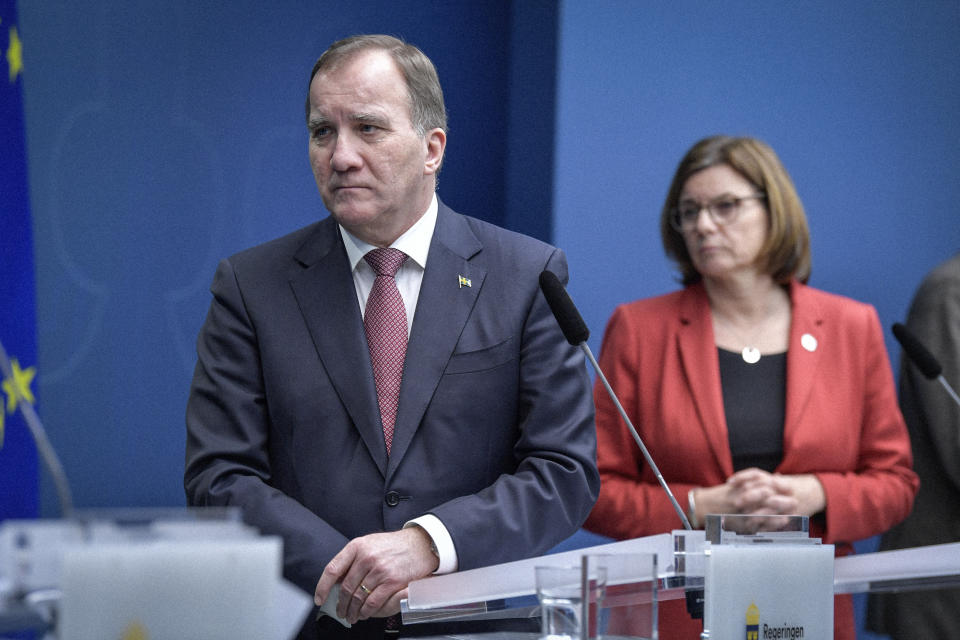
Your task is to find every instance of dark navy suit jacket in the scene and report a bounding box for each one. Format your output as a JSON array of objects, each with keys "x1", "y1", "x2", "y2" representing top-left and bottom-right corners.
[{"x1": 184, "y1": 200, "x2": 599, "y2": 610}]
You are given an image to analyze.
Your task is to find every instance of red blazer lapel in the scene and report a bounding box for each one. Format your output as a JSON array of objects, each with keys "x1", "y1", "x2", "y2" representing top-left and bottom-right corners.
[
  {"x1": 783, "y1": 281, "x2": 825, "y2": 463},
  {"x1": 676, "y1": 284, "x2": 734, "y2": 477}
]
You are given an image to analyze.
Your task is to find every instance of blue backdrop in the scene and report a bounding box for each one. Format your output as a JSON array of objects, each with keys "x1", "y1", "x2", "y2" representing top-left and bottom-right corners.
[
  {"x1": 18, "y1": 0, "x2": 557, "y2": 512},
  {"x1": 556, "y1": 1, "x2": 960, "y2": 366},
  {"x1": 11, "y1": 2, "x2": 960, "y2": 637}
]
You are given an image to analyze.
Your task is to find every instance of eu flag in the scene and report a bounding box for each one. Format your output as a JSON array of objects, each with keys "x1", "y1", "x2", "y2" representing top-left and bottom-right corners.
[{"x1": 0, "y1": 0, "x2": 39, "y2": 520}]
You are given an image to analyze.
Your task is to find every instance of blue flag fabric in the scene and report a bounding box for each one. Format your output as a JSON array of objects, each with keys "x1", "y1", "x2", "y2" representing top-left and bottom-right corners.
[{"x1": 0, "y1": 0, "x2": 40, "y2": 520}]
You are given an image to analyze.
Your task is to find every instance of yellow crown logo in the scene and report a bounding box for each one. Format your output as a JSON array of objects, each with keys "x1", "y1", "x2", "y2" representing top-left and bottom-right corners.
[
  {"x1": 745, "y1": 602, "x2": 760, "y2": 640},
  {"x1": 121, "y1": 621, "x2": 149, "y2": 640}
]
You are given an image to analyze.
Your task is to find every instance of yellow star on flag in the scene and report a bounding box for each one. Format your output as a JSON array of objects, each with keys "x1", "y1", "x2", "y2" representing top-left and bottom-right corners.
[
  {"x1": 3, "y1": 358, "x2": 37, "y2": 414},
  {"x1": 7, "y1": 24, "x2": 23, "y2": 83}
]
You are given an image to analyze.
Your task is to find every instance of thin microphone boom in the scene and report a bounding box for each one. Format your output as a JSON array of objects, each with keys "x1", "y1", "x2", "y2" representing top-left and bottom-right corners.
[
  {"x1": 539, "y1": 271, "x2": 693, "y2": 530},
  {"x1": 892, "y1": 322, "x2": 960, "y2": 409},
  {"x1": 0, "y1": 338, "x2": 74, "y2": 518}
]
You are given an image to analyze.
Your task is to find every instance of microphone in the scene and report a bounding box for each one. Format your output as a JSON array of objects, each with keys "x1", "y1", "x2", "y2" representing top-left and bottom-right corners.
[
  {"x1": 539, "y1": 271, "x2": 590, "y2": 346},
  {"x1": 539, "y1": 271, "x2": 692, "y2": 530},
  {"x1": 892, "y1": 322, "x2": 960, "y2": 409}
]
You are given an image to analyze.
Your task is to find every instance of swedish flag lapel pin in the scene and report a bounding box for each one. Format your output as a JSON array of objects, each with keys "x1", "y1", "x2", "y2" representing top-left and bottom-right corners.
[{"x1": 458, "y1": 274, "x2": 472, "y2": 288}]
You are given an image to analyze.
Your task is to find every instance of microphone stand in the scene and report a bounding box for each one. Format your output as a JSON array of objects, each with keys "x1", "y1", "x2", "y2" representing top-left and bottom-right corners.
[
  {"x1": 0, "y1": 339, "x2": 74, "y2": 518},
  {"x1": 580, "y1": 343, "x2": 693, "y2": 531},
  {"x1": 933, "y1": 375, "x2": 960, "y2": 409}
]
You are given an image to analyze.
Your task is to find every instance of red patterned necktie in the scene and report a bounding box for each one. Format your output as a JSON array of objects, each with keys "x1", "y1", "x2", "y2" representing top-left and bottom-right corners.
[{"x1": 363, "y1": 248, "x2": 409, "y2": 456}]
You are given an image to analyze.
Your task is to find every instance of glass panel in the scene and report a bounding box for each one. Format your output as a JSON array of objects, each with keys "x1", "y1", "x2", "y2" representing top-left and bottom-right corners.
[{"x1": 584, "y1": 552, "x2": 657, "y2": 640}]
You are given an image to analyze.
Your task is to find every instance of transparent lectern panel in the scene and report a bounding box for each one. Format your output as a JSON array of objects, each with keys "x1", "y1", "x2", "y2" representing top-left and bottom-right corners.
[
  {"x1": 403, "y1": 534, "x2": 675, "y2": 627},
  {"x1": 535, "y1": 563, "x2": 606, "y2": 639},
  {"x1": 400, "y1": 533, "x2": 673, "y2": 624},
  {"x1": 704, "y1": 514, "x2": 812, "y2": 545},
  {"x1": 833, "y1": 541, "x2": 960, "y2": 594},
  {"x1": 73, "y1": 506, "x2": 254, "y2": 543},
  {"x1": 583, "y1": 552, "x2": 658, "y2": 640}
]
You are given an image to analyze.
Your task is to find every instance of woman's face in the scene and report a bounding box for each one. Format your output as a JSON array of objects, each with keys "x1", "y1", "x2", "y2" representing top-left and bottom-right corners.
[{"x1": 678, "y1": 164, "x2": 769, "y2": 283}]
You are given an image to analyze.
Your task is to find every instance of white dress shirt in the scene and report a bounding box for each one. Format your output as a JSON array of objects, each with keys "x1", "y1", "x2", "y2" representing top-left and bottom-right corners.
[{"x1": 339, "y1": 194, "x2": 458, "y2": 574}]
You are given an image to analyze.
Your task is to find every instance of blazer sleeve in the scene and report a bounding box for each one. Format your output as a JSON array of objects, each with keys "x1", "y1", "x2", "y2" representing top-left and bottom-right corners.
[
  {"x1": 813, "y1": 304, "x2": 919, "y2": 544},
  {"x1": 184, "y1": 257, "x2": 349, "y2": 594},
  {"x1": 427, "y1": 248, "x2": 601, "y2": 570},
  {"x1": 584, "y1": 304, "x2": 702, "y2": 539},
  {"x1": 904, "y1": 262, "x2": 960, "y2": 490}
]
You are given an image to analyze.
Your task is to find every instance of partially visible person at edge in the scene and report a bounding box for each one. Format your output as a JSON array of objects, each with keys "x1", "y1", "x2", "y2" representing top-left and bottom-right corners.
[
  {"x1": 868, "y1": 252, "x2": 960, "y2": 639},
  {"x1": 184, "y1": 34, "x2": 599, "y2": 639},
  {"x1": 583, "y1": 135, "x2": 918, "y2": 640}
]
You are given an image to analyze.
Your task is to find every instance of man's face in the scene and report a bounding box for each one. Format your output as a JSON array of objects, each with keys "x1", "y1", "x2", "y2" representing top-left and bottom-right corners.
[{"x1": 307, "y1": 49, "x2": 445, "y2": 247}]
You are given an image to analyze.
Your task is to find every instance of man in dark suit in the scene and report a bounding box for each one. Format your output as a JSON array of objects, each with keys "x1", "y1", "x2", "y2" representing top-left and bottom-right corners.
[
  {"x1": 184, "y1": 34, "x2": 599, "y2": 639},
  {"x1": 868, "y1": 252, "x2": 960, "y2": 639}
]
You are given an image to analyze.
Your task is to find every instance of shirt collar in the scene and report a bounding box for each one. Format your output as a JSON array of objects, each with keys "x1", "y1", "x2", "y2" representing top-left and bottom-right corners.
[{"x1": 341, "y1": 193, "x2": 438, "y2": 272}]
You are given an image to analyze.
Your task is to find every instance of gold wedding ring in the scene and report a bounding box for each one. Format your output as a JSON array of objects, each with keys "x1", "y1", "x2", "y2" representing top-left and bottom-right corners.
[{"x1": 359, "y1": 584, "x2": 371, "y2": 595}]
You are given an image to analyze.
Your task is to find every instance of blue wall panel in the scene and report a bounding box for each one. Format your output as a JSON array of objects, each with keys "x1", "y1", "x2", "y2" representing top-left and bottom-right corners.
[
  {"x1": 555, "y1": 1, "x2": 960, "y2": 364},
  {"x1": 18, "y1": 1, "x2": 525, "y2": 513},
  {"x1": 553, "y1": 3, "x2": 960, "y2": 637},
  {"x1": 14, "y1": 12, "x2": 960, "y2": 636}
]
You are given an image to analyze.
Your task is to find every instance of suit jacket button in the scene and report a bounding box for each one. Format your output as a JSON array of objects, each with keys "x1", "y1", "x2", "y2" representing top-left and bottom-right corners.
[{"x1": 384, "y1": 491, "x2": 401, "y2": 507}]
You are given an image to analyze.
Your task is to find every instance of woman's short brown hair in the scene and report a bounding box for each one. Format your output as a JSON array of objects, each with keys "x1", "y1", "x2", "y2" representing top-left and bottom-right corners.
[{"x1": 660, "y1": 135, "x2": 811, "y2": 286}]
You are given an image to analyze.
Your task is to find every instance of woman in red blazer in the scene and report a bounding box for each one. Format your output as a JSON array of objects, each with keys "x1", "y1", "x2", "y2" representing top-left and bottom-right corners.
[{"x1": 584, "y1": 136, "x2": 918, "y2": 640}]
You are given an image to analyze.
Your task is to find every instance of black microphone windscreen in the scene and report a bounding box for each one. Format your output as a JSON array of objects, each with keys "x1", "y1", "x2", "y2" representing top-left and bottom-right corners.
[
  {"x1": 892, "y1": 322, "x2": 942, "y2": 379},
  {"x1": 539, "y1": 271, "x2": 590, "y2": 346}
]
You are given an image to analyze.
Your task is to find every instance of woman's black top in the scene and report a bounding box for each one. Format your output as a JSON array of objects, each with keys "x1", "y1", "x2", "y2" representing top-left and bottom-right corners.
[{"x1": 718, "y1": 347, "x2": 787, "y2": 473}]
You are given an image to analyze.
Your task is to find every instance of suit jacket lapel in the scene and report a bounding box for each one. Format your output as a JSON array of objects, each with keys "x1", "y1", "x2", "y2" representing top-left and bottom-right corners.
[
  {"x1": 386, "y1": 203, "x2": 484, "y2": 478},
  {"x1": 288, "y1": 219, "x2": 388, "y2": 474},
  {"x1": 783, "y1": 281, "x2": 824, "y2": 461},
  {"x1": 676, "y1": 284, "x2": 734, "y2": 476}
]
